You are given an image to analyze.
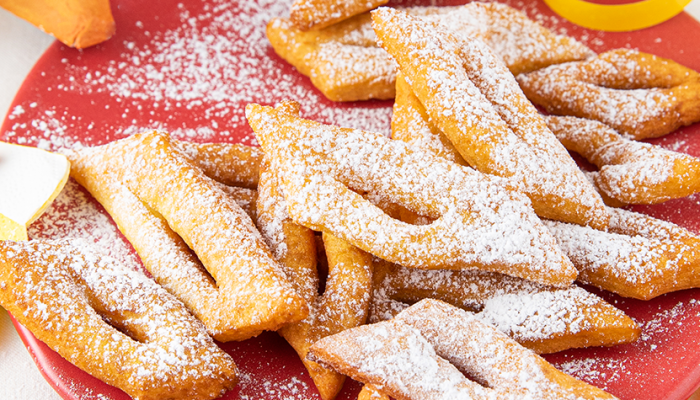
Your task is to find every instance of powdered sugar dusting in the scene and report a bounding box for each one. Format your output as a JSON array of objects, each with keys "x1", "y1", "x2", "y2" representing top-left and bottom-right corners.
[
  {"x1": 0, "y1": 239, "x2": 238, "y2": 399},
  {"x1": 373, "y1": 8, "x2": 607, "y2": 227},
  {"x1": 517, "y1": 49, "x2": 700, "y2": 140},
  {"x1": 546, "y1": 115, "x2": 700, "y2": 204},
  {"x1": 370, "y1": 264, "x2": 636, "y2": 352},
  {"x1": 61, "y1": 0, "x2": 391, "y2": 137},
  {"x1": 314, "y1": 300, "x2": 617, "y2": 399},
  {"x1": 66, "y1": 131, "x2": 306, "y2": 341},
  {"x1": 237, "y1": 372, "x2": 311, "y2": 400},
  {"x1": 2, "y1": 0, "x2": 393, "y2": 154},
  {"x1": 249, "y1": 102, "x2": 576, "y2": 287},
  {"x1": 27, "y1": 179, "x2": 141, "y2": 268},
  {"x1": 545, "y1": 206, "x2": 700, "y2": 300}
]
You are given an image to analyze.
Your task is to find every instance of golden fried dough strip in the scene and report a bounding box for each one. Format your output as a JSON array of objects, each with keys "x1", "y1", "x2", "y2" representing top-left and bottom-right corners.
[
  {"x1": 269, "y1": 3, "x2": 592, "y2": 101},
  {"x1": 308, "y1": 299, "x2": 618, "y2": 400},
  {"x1": 373, "y1": 8, "x2": 608, "y2": 229},
  {"x1": 546, "y1": 207, "x2": 700, "y2": 300},
  {"x1": 390, "y1": 102, "x2": 700, "y2": 300},
  {"x1": 290, "y1": 0, "x2": 388, "y2": 31},
  {"x1": 546, "y1": 115, "x2": 700, "y2": 204},
  {"x1": 308, "y1": 232, "x2": 373, "y2": 399},
  {"x1": 408, "y1": 2, "x2": 593, "y2": 75},
  {"x1": 392, "y1": 71, "x2": 467, "y2": 165},
  {"x1": 67, "y1": 132, "x2": 307, "y2": 341},
  {"x1": 217, "y1": 183, "x2": 257, "y2": 220},
  {"x1": 256, "y1": 158, "x2": 319, "y2": 301},
  {"x1": 257, "y1": 160, "x2": 373, "y2": 400},
  {"x1": 310, "y1": 315, "x2": 490, "y2": 399},
  {"x1": 518, "y1": 49, "x2": 700, "y2": 140},
  {"x1": 247, "y1": 101, "x2": 576, "y2": 287},
  {"x1": 392, "y1": 84, "x2": 700, "y2": 298},
  {"x1": 358, "y1": 384, "x2": 390, "y2": 400},
  {"x1": 0, "y1": 240, "x2": 238, "y2": 400},
  {"x1": 394, "y1": 300, "x2": 619, "y2": 399},
  {"x1": 392, "y1": 75, "x2": 630, "y2": 215},
  {"x1": 175, "y1": 140, "x2": 262, "y2": 189},
  {"x1": 445, "y1": 2, "x2": 593, "y2": 76},
  {"x1": 267, "y1": 14, "x2": 397, "y2": 102},
  {"x1": 370, "y1": 261, "x2": 639, "y2": 354},
  {"x1": 389, "y1": 75, "x2": 700, "y2": 299}
]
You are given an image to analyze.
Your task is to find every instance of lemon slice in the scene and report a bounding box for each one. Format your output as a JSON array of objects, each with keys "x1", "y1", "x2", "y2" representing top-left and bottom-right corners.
[
  {"x1": 543, "y1": 0, "x2": 692, "y2": 32},
  {"x1": 0, "y1": 142, "x2": 70, "y2": 241}
]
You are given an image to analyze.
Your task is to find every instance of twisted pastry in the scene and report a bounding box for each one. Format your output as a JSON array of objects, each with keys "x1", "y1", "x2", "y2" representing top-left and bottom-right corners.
[
  {"x1": 546, "y1": 115, "x2": 700, "y2": 205},
  {"x1": 369, "y1": 260, "x2": 640, "y2": 354},
  {"x1": 247, "y1": 101, "x2": 576, "y2": 287},
  {"x1": 547, "y1": 207, "x2": 700, "y2": 300},
  {"x1": 308, "y1": 299, "x2": 618, "y2": 400},
  {"x1": 373, "y1": 7, "x2": 608, "y2": 228},
  {"x1": 67, "y1": 131, "x2": 307, "y2": 341},
  {"x1": 256, "y1": 159, "x2": 374, "y2": 400},
  {"x1": 390, "y1": 85, "x2": 700, "y2": 300},
  {"x1": 518, "y1": 49, "x2": 700, "y2": 140},
  {"x1": 0, "y1": 239, "x2": 238, "y2": 400},
  {"x1": 268, "y1": 2, "x2": 592, "y2": 101}
]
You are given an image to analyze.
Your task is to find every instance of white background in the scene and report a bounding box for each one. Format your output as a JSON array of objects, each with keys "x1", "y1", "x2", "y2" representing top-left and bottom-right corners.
[{"x1": 1, "y1": 2, "x2": 700, "y2": 399}]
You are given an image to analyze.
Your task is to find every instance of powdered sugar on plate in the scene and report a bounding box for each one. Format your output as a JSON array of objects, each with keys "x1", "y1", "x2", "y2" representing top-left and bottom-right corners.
[{"x1": 1, "y1": 0, "x2": 393, "y2": 154}]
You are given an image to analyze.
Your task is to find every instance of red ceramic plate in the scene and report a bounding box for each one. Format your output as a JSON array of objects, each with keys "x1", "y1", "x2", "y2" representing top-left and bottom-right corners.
[{"x1": 2, "y1": 0, "x2": 700, "y2": 399}]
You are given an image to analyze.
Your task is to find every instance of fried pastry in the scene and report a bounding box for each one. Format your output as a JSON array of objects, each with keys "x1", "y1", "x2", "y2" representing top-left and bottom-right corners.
[
  {"x1": 374, "y1": 7, "x2": 608, "y2": 228},
  {"x1": 389, "y1": 58, "x2": 699, "y2": 298},
  {"x1": 268, "y1": 2, "x2": 593, "y2": 101},
  {"x1": 67, "y1": 131, "x2": 307, "y2": 341},
  {"x1": 216, "y1": 183, "x2": 258, "y2": 220},
  {"x1": 546, "y1": 207, "x2": 700, "y2": 300},
  {"x1": 518, "y1": 49, "x2": 700, "y2": 140},
  {"x1": 290, "y1": 0, "x2": 388, "y2": 31},
  {"x1": 391, "y1": 71, "x2": 467, "y2": 165},
  {"x1": 267, "y1": 13, "x2": 397, "y2": 101},
  {"x1": 246, "y1": 101, "x2": 577, "y2": 287},
  {"x1": 369, "y1": 145, "x2": 700, "y2": 302},
  {"x1": 0, "y1": 239, "x2": 238, "y2": 400},
  {"x1": 0, "y1": 0, "x2": 115, "y2": 48},
  {"x1": 256, "y1": 159, "x2": 374, "y2": 400},
  {"x1": 370, "y1": 261, "x2": 640, "y2": 354},
  {"x1": 358, "y1": 384, "x2": 390, "y2": 400},
  {"x1": 546, "y1": 115, "x2": 700, "y2": 205},
  {"x1": 413, "y1": 2, "x2": 594, "y2": 76},
  {"x1": 175, "y1": 140, "x2": 263, "y2": 189},
  {"x1": 308, "y1": 299, "x2": 618, "y2": 400}
]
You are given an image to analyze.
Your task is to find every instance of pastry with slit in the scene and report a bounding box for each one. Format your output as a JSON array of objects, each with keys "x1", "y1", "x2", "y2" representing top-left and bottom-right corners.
[
  {"x1": 374, "y1": 7, "x2": 607, "y2": 228},
  {"x1": 267, "y1": 2, "x2": 593, "y2": 101},
  {"x1": 518, "y1": 49, "x2": 700, "y2": 140},
  {"x1": 546, "y1": 115, "x2": 700, "y2": 205},
  {"x1": 547, "y1": 207, "x2": 700, "y2": 300},
  {"x1": 66, "y1": 131, "x2": 307, "y2": 341},
  {"x1": 246, "y1": 101, "x2": 577, "y2": 287},
  {"x1": 256, "y1": 158, "x2": 373, "y2": 400},
  {"x1": 369, "y1": 260, "x2": 640, "y2": 354},
  {"x1": 308, "y1": 299, "x2": 618, "y2": 400},
  {"x1": 0, "y1": 239, "x2": 238, "y2": 400}
]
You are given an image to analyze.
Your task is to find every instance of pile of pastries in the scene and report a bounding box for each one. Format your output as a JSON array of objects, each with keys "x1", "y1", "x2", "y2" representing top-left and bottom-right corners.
[{"x1": 2, "y1": 1, "x2": 700, "y2": 399}]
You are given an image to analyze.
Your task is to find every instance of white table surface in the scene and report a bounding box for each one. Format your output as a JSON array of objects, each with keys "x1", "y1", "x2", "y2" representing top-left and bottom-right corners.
[{"x1": 2, "y1": 2, "x2": 700, "y2": 400}]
